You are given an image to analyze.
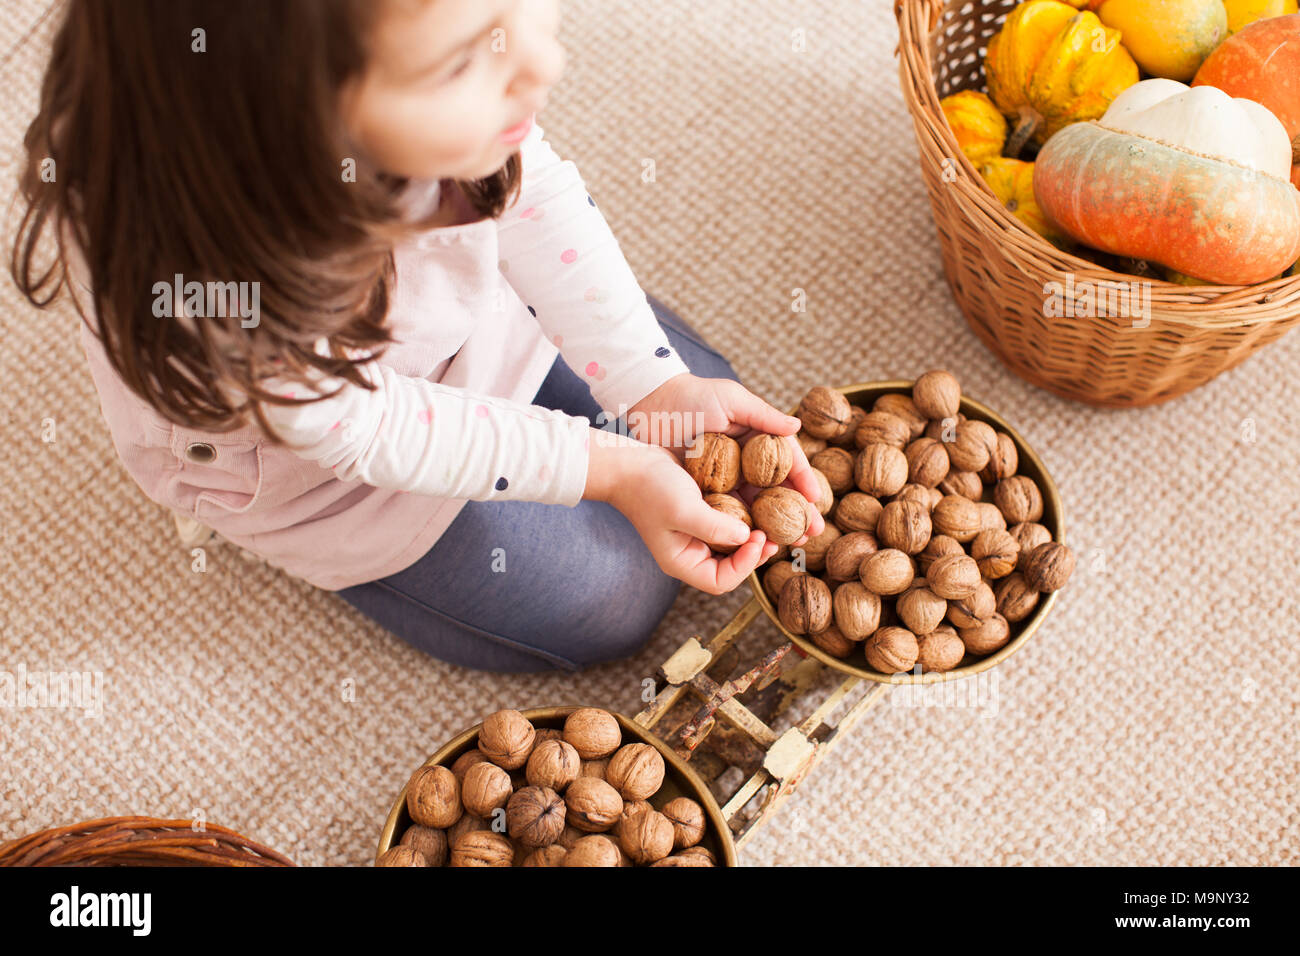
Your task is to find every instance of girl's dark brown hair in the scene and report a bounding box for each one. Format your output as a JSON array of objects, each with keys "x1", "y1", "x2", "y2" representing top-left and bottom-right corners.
[{"x1": 11, "y1": 0, "x2": 521, "y2": 442}]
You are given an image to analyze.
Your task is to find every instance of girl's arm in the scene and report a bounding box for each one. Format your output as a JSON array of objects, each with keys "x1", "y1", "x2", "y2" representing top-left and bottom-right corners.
[
  {"x1": 496, "y1": 120, "x2": 692, "y2": 423},
  {"x1": 255, "y1": 338, "x2": 594, "y2": 506}
]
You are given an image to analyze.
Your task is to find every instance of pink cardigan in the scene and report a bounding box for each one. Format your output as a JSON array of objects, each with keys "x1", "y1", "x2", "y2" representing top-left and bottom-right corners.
[{"x1": 75, "y1": 120, "x2": 691, "y2": 590}]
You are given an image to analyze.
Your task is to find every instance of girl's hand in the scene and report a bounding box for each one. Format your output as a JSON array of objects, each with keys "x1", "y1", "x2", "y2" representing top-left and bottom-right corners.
[
  {"x1": 584, "y1": 431, "x2": 809, "y2": 596},
  {"x1": 624, "y1": 373, "x2": 826, "y2": 538}
]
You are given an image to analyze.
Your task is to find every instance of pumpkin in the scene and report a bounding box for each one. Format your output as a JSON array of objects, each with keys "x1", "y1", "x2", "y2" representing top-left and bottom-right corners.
[
  {"x1": 940, "y1": 90, "x2": 1009, "y2": 166},
  {"x1": 1222, "y1": 0, "x2": 1297, "y2": 34},
  {"x1": 979, "y1": 158, "x2": 1073, "y2": 247},
  {"x1": 1163, "y1": 267, "x2": 1207, "y2": 285},
  {"x1": 986, "y1": 0, "x2": 1139, "y2": 156},
  {"x1": 1193, "y1": 13, "x2": 1300, "y2": 184},
  {"x1": 1089, "y1": 0, "x2": 1228, "y2": 80},
  {"x1": 1034, "y1": 79, "x2": 1300, "y2": 284}
]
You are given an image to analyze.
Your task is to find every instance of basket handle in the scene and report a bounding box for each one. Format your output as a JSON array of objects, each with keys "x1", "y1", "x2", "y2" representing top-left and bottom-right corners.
[{"x1": 894, "y1": 0, "x2": 943, "y2": 33}]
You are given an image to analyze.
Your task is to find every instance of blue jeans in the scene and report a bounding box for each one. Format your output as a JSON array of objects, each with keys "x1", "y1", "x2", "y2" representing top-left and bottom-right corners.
[{"x1": 335, "y1": 295, "x2": 741, "y2": 673}]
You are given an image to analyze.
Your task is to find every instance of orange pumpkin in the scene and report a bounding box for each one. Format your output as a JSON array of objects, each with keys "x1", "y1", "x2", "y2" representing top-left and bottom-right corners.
[
  {"x1": 1194, "y1": 13, "x2": 1300, "y2": 182},
  {"x1": 1035, "y1": 82, "x2": 1300, "y2": 284}
]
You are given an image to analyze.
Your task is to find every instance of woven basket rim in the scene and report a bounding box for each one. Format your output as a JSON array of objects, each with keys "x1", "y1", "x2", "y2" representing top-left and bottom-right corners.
[
  {"x1": 0, "y1": 815, "x2": 295, "y2": 867},
  {"x1": 894, "y1": 0, "x2": 1300, "y2": 329}
]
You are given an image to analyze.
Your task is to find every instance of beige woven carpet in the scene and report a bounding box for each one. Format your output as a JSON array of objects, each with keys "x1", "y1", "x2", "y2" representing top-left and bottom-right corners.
[{"x1": 2, "y1": 1, "x2": 1296, "y2": 867}]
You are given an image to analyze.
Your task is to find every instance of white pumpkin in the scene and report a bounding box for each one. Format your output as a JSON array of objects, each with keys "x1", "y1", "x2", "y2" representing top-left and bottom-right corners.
[{"x1": 1099, "y1": 78, "x2": 1293, "y2": 180}]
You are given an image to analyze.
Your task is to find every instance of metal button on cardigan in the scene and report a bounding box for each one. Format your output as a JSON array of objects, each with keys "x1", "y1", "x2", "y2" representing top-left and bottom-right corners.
[{"x1": 184, "y1": 442, "x2": 217, "y2": 464}]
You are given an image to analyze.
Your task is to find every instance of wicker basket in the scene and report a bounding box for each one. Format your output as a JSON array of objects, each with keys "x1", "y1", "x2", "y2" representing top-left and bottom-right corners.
[
  {"x1": 895, "y1": 0, "x2": 1300, "y2": 407},
  {"x1": 0, "y1": 816, "x2": 295, "y2": 867}
]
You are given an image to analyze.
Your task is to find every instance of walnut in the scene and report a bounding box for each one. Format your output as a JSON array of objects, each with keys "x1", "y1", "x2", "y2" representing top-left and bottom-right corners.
[
  {"x1": 703, "y1": 493, "x2": 753, "y2": 555},
  {"x1": 446, "y1": 810, "x2": 488, "y2": 848},
  {"x1": 564, "y1": 777, "x2": 624, "y2": 832},
  {"x1": 932, "y1": 494, "x2": 982, "y2": 543},
  {"x1": 1009, "y1": 522, "x2": 1052, "y2": 571},
  {"x1": 406, "y1": 765, "x2": 462, "y2": 830},
  {"x1": 959, "y1": 613, "x2": 1012, "y2": 655},
  {"x1": 376, "y1": 845, "x2": 429, "y2": 867},
  {"x1": 980, "y1": 431, "x2": 1019, "y2": 482},
  {"x1": 831, "y1": 581, "x2": 882, "y2": 640},
  {"x1": 449, "y1": 830, "x2": 513, "y2": 867},
  {"x1": 859, "y1": 548, "x2": 915, "y2": 595},
  {"x1": 976, "y1": 502, "x2": 1007, "y2": 532},
  {"x1": 971, "y1": 528, "x2": 1020, "y2": 579},
  {"x1": 797, "y1": 430, "x2": 827, "y2": 459},
  {"x1": 810, "y1": 447, "x2": 855, "y2": 494},
  {"x1": 613, "y1": 799, "x2": 654, "y2": 841},
  {"x1": 461, "y1": 761, "x2": 513, "y2": 818},
  {"x1": 809, "y1": 468, "x2": 835, "y2": 515},
  {"x1": 521, "y1": 845, "x2": 567, "y2": 867},
  {"x1": 563, "y1": 835, "x2": 621, "y2": 867},
  {"x1": 938, "y1": 469, "x2": 984, "y2": 501},
  {"x1": 684, "y1": 432, "x2": 741, "y2": 494},
  {"x1": 679, "y1": 845, "x2": 716, "y2": 863},
  {"x1": 854, "y1": 443, "x2": 908, "y2": 498},
  {"x1": 798, "y1": 386, "x2": 853, "y2": 440},
  {"x1": 555, "y1": 825, "x2": 585, "y2": 850},
  {"x1": 774, "y1": 574, "x2": 837, "y2": 634},
  {"x1": 918, "y1": 534, "x2": 964, "y2": 576},
  {"x1": 449, "y1": 748, "x2": 489, "y2": 782},
  {"x1": 824, "y1": 531, "x2": 878, "y2": 581},
  {"x1": 854, "y1": 410, "x2": 911, "y2": 450},
  {"x1": 752, "y1": 486, "x2": 811, "y2": 546},
  {"x1": 563, "y1": 707, "x2": 621, "y2": 759},
  {"x1": 830, "y1": 406, "x2": 870, "y2": 448},
  {"x1": 893, "y1": 484, "x2": 935, "y2": 510},
  {"x1": 795, "y1": 522, "x2": 842, "y2": 572},
  {"x1": 864, "y1": 626, "x2": 919, "y2": 674},
  {"x1": 778, "y1": 574, "x2": 832, "y2": 635},
  {"x1": 605, "y1": 743, "x2": 665, "y2": 801},
  {"x1": 741, "y1": 433, "x2": 794, "y2": 487},
  {"x1": 809, "y1": 624, "x2": 855, "y2": 658},
  {"x1": 947, "y1": 420, "x2": 997, "y2": 473},
  {"x1": 995, "y1": 476, "x2": 1044, "y2": 524},
  {"x1": 995, "y1": 572, "x2": 1041, "y2": 622},
  {"x1": 916, "y1": 625, "x2": 966, "y2": 672},
  {"x1": 651, "y1": 852, "x2": 714, "y2": 867},
  {"x1": 533, "y1": 728, "x2": 564, "y2": 744},
  {"x1": 619, "y1": 809, "x2": 675, "y2": 865},
  {"x1": 876, "y1": 499, "x2": 932, "y2": 555},
  {"x1": 762, "y1": 561, "x2": 799, "y2": 602},
  {"x1": 904, "y1": 437, "x2": 950, "y2": 487},
  {"x1": 925, "y1": 412, "x2": 966, "y2": 443},
  {"x1": 927, "y1": 553, "x2": 981, "y2": 600},
  {"x1": 662, "y1": 797, "x2": 706, "y2": 849},
  {"x1": 912, "y1": 369, "x2": 961, "y2": 419},
  {"x1": 896, "y1": 583, "x2": 947, "y2": 635},
  {"x1": 506, "y1": 785, "x2": 566, "y2": 848},
  {"x1": 831, "y1": 493, "x2": 883, "y2": 533},
  {"x1": 873, "y1": 392, "x2": 929, "y2": 439},
  {"x1": 478, "y1": 709, "x2": 536, "y2": 770},
  {"x1": 525, "y1": 738, "x2": 580, "y2": 793},
  {"x1": 946, "y1": 580, "x2": 996, "y2": 628},
  {"x1": 1023, "y1": 541, "x2": 1075, "y2": 592},
  {"x1": 579, "y1": 758, "x2": 610, "y2": 780},
  {"x1": 398, "y1": 824, "x2": 448, "y2": 867}
]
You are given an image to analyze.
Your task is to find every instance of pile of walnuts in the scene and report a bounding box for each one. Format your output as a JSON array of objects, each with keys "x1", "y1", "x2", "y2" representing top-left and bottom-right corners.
[
  {"x1": 376, "y1": 708, "x2": 716, "y2": 867},
  {"x1": 689, "y1": 369, "x2": 1075, "y2": 675}
]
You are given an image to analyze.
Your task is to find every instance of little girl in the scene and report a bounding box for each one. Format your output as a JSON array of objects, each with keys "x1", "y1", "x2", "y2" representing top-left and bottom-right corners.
[{"x1": 13, "y1": 0, "x2": 824, "y2": 672}]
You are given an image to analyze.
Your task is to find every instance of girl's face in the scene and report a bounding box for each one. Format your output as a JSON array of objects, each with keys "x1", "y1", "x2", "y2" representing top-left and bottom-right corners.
[{"x1": 339, "y1": 0, "x2": 564, "y2": 181}]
